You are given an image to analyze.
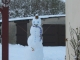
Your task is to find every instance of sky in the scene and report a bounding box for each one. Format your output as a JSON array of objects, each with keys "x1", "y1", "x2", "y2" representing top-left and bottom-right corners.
[{"x1": 62, "y1": 0, "x2": 66, "y2": 2}]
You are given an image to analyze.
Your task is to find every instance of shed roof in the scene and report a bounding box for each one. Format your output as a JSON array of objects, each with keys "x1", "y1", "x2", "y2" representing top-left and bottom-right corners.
[{"x1": 0, "y1": 14, "x2": 65, "y2": 22}]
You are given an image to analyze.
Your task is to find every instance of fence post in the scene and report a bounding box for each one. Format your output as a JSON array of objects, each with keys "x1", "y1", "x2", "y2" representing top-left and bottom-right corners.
[{"x1": 2, "y1": 6, "x2": 9, "y2": 60}]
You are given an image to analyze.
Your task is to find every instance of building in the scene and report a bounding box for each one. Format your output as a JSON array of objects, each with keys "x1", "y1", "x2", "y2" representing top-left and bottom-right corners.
[
  {"x1": 66, "y1": 0, "x2": 80, "y2": 60},
  {"x1": 0, "y1": 15, "x2": 65, "y2": 46}
]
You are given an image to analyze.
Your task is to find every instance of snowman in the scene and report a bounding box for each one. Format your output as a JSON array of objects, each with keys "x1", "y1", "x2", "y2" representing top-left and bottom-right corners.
[{"x1": 27, "y1": 14, "x2": 43, "y2": 60}]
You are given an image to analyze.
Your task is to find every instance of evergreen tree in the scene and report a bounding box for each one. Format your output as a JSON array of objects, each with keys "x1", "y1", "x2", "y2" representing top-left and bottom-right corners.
[{"x1": 9, "y1": 0, "x2": 65, "y2": 18}]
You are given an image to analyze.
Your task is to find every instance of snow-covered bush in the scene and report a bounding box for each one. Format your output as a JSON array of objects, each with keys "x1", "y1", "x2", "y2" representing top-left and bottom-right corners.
[{"x1": 70, "y1": 26, "x2": 80, "y2": 60}]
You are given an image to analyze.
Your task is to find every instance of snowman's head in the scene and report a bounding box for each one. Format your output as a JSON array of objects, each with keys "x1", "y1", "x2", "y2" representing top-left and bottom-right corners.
[{"x1": 32, "y1": 14, "x2": 41, "y2": 27}]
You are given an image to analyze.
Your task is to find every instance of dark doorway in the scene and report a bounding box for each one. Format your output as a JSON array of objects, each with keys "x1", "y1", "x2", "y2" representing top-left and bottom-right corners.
[
  {"x1": 15, "y1": 20, "x2": 28, "y2": 46},
  {"x1": 42, "y1": 24, "x2": 65, "y2": 46}
]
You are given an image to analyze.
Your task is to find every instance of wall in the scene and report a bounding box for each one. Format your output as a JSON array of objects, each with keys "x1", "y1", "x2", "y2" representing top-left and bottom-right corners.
[
  {"x1": 9, "y1": 22, "x2": 16, "y2": 44},
  {"x1": 0, "y1": 22, "x2": 16, "y2": 44},
  {"x1": 66, "y1": 0, "x2": 80, "y2": 60}
]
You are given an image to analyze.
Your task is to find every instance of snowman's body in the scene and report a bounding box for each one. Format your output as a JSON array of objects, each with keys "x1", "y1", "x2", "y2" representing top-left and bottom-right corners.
[{"x1": 27, "y1": 17, "x2": 43, "y2": 60}]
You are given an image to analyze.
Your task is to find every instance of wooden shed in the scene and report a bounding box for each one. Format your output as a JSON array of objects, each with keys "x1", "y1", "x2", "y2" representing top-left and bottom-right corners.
[{"x1": 0, "y1": 15, "x2": 65, "y2": 46}]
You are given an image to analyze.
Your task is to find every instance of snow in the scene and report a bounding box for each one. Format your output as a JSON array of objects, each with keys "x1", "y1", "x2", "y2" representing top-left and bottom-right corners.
[
  {"x1": 0, "y1": 0, "x2": 1, "y2": 3},
  {"x1": 0, "y1": 14, "x2": 65, "y2": 22},
  {"x1": 61, "y1": 0, "x2": 66, "y2": 2},
  {"x1": 0, "y1": 43, "x2": 66, "y2": 60}
]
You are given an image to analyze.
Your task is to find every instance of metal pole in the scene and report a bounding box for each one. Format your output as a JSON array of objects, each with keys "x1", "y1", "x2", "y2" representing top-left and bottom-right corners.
[{"x1": 2, "y1": 6, "x2": 9, "y2": 60}]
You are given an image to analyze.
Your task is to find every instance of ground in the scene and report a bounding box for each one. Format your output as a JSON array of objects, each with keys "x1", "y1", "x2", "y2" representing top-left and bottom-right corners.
[{"x1": 0, "y1": 43, "x2": 65, "y2": 60}]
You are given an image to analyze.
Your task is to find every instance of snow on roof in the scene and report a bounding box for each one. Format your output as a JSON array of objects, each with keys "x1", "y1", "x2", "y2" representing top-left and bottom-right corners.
[
  {"x1": 39, "y1": 14, "x2": 65, "y2": 19},
  {"x1": 0, "y1": 14, "x2": 65, "y2": 22}
]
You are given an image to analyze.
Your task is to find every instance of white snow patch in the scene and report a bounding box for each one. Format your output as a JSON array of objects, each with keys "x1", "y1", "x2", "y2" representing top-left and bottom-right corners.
[{"x1": 0, "y1": 43, "x2": 66, "y2": 60}]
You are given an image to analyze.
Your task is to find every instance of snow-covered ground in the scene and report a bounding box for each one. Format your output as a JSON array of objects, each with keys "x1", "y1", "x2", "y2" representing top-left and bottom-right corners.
[{"x1": 0, "y1": 43, "x2": 66, "y2": 60}]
